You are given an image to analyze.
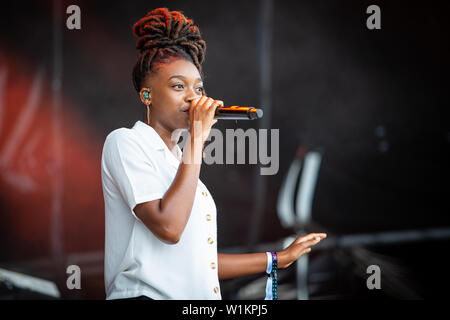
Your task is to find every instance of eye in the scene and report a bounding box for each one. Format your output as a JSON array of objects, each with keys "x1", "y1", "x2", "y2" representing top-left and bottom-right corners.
[{"x1": 172, "y1": 84, "x2": 204, "y2": 92}]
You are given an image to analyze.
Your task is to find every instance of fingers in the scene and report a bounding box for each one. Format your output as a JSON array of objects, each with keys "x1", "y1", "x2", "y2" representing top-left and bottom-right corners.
[
  {"x1": 200, "y1": 98, "x2": 218, "y2": 123},
  {"x1": 293, "y1": 233, "x2": 327, "y2": 255},
  {"x1": 300, "y1": 237, "x2": 322, "y2": 249},
  {"x1": 204, "y1": 98, "x2": 223, "y2": 113},
  {"x1": 192, "y1": 96, "x2": 223, "y2": 110},
  {"x1": 279, "y1": 233, "x2": 328, "y2": 268},
  {"x1": 301, "y1": 245, "x2": 315, "y2": 256},
  {"x1": 193, "y1": 96, "x2": 212, "y2": 110},
  {"x1": 191, "y1": 95, "x2": 207, "y2": 109},
  {"x1": 278, "y1": 233, "x2": 327, "y2": 267},
  {"x1": 209, "y1": 100, "x2": 223, "y2": 118},
  {"x1": 295, "y1": 233, "x2": 327, "y2": 244},
  {"x1": 191, "y1": 97, "x2": 223, "y2": 123}
]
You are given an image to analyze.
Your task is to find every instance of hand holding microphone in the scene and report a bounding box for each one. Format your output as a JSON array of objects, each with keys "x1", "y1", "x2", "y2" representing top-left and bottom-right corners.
[
  {"x1": 188, "y1": 96, "x2": 264, "y2": 144},
  {"x1": 189, "y1": 96, "x2": 264, "y2": 123},
  {"x1": 188, "y1": 96, "x2": 223, "y2": 144},
  {"x1": 183, "y1": 95, "x2": 265, "y2": 166}
]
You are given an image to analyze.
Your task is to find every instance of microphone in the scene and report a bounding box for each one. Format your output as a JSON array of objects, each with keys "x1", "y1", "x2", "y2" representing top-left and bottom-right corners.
[{"x1": 214, "y1": 106, "x2": 264, "y2": 120}]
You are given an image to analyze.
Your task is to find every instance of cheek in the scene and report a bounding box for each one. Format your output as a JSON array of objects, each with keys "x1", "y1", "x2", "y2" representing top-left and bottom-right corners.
[
  {"x1": 168, "y1": 93, "x2": 187, "y2": 112},
  {"x1": 161, "y1": 89, "x2": 182, "y2": 103},
  {"x1": 153, "y1": 91, "x2": 176, "y2": 111}
]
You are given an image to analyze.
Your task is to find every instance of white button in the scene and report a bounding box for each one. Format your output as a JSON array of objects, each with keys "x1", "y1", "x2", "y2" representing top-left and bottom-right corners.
[
  {"x1": 214, "y1": 287, "x2": 219, "y2": 294},
  {"x1": 208, "y1": 237, "x2": 214, "y2": 245},
  {"x1": 206, "y1": 214, "x2": 212, "y2": 221},
  {"x1": 210, "y1": 262, "x2": 216, "y2": 269}
]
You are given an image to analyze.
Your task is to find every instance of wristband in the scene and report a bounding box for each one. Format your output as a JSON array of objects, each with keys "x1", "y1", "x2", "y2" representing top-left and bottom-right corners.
[
  {"x1": 271, "y1": 252, "x2": 278, "y2": 300},
  {"x1": 265, "y1": 252, "x2": 272, "y2": 274},
  {"x1": 264, "y1": 251, "x2": 278, "y2": 300}
]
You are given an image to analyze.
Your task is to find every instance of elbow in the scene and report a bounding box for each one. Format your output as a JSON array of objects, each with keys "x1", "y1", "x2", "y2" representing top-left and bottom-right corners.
[
  {"x1": 136, "y1": 203, "x2": 184, "y2": 245},
  {"x1": 143, "y1": 224, "x2": 181, "y2": 245},
  {"x1": 160, "y1": 227, "x2": 183, "y2": 245},
  {"x1": 164, "y1": 233, "x2": 181, "y2": 245}
]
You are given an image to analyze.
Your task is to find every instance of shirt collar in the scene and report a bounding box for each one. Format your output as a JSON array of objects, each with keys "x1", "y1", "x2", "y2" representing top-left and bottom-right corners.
[{"x1": 133, "y1": 120, "x2": 182, "y2": 168}]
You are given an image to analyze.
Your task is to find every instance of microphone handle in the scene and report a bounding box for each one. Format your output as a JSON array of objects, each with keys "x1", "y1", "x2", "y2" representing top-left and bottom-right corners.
[{"x1": 214, "y1": 106, "x2": 263, "y2": 120}]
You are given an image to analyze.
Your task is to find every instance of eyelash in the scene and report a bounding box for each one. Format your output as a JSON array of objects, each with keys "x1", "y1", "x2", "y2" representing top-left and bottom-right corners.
[{"x1": 172, "y1": 84, "x2": 204, "y2": 92}]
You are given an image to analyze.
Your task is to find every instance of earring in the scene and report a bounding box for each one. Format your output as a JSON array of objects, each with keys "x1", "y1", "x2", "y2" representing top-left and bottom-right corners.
[
  {"x1": 142, "y1": 88, "x2": 152, "y2": 124},
  {"x1": 142, "y1": 87, "x2": 152, "y2": 101}
]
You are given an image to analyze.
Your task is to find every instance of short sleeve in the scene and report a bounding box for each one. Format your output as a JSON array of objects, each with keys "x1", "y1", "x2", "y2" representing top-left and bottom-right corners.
[{"x1": 102, "y1": 130, "x2": 167, "y2": 216}]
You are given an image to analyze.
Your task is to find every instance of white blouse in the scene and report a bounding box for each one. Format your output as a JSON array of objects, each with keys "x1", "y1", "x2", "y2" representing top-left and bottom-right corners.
[{"x1": 101, "y1": 120, "x2": 221, "y2": 300}]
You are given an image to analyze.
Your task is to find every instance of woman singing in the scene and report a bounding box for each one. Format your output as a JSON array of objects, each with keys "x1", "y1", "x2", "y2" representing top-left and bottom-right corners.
[{"x1": 101, "y1": 7, "x2": 326, "y2": 300}]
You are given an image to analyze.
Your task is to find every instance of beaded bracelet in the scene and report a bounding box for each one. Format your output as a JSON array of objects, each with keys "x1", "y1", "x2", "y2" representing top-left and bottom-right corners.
[{"x1": 270, "y1": 251, "x2": 278, "y2": 300}]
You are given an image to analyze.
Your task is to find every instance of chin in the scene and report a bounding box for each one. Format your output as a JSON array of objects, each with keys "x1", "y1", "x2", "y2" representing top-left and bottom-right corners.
[{"x1": 174, "y1": 121, "x2": 189, "y2": 131}]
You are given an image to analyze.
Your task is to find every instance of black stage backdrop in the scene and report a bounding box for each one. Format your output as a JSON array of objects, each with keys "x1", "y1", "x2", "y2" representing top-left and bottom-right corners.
[{"x1": 0, "y1": 0, "x2": 448, "y2": 299}]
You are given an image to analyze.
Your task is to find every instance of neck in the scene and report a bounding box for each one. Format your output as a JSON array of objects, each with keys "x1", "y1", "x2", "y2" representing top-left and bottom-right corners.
[{"x1": 146, "y1": 120, "x2": 181, "y2": 152}]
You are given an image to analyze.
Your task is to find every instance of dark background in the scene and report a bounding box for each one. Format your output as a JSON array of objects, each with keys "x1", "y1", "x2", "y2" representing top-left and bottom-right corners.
[{"x1": 0, "y1": 0, "x2": 448, "y2": 299}]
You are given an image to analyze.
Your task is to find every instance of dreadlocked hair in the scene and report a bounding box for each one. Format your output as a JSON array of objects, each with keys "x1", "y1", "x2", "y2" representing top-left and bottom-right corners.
[{"x1": 132, "y1": 8, "x2": 207, "y2": 93}]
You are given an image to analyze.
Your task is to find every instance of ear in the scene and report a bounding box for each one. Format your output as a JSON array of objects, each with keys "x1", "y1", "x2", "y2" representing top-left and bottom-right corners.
[{"x1": 139, "y1": 87, "x2": 152, "y2": 105}]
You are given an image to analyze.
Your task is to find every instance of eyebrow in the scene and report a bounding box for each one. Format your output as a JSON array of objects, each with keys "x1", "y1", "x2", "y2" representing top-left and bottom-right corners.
[{"x1": 169, "y1": 75, "x2": 203, "y2": 82}]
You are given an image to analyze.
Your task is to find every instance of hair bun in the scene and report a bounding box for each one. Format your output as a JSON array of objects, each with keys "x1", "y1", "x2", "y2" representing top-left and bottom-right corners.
[
  {"x1": 132, "y1": 8, "x2": 207, "y2": 93},
  {"x1": 133, "y1": 8, "x2": 205, "y2": 63}
]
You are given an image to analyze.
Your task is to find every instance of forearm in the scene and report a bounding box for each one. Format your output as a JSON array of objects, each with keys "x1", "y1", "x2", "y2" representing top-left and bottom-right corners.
[
  {"x1": 218, "y1": 253, "x2": 268, "y2": 280},
  {"x1": 217, "y1": 234, "x2": 327, "y2": 280},
  {"x1": 159, "y1": 136, "x2": 203, "y2": 234}
]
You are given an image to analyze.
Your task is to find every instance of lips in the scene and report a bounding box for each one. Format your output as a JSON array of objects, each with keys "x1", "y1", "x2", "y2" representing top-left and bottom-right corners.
[{"x1": 181, "y1": 105, "x2": 191, "y2": 113}]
